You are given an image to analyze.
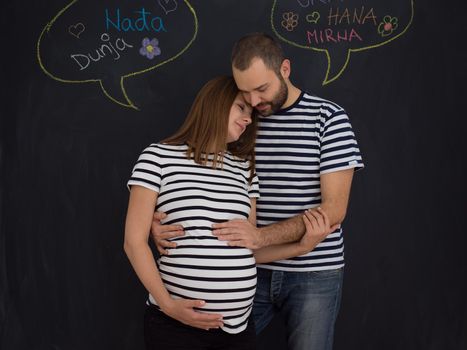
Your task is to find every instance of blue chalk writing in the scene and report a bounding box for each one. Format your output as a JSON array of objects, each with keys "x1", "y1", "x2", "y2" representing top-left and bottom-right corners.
[{"x1": 105, "y1": 8, "x2": 167, "y2": 33}]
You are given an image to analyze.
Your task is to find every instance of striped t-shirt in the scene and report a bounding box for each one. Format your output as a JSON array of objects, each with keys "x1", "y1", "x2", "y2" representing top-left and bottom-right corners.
[
  {"x1": 255, "y1": 92, "x2": 364, "y2": 272},
  {"x1": 127, "y1": 143, "x2": 260, "y2": 334}
]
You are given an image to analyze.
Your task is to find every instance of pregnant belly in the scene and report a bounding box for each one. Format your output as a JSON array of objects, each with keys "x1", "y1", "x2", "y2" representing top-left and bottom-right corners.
[{"x1": 154, "y1": 248, "x2": 257, "y2": 319}]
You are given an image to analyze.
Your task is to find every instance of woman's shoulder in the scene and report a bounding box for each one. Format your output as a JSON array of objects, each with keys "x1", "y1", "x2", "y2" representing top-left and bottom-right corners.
[
  {"x1": 224, "y1": 152, "x2": 252, "y2": 169},
  {"x1": 143, "y1": 142, "x2": 188, "y2": 154},
  {"x1": 134, "y1": 143, "x2": 187, "y2": 165},
  {"x1": 157, "y1": 142, "x2": 188, "y2": 150}
]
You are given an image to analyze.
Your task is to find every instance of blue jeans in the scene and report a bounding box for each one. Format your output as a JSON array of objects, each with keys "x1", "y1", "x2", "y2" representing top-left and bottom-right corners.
[{"x1": 253, "y1": 267, "x2": 344, "y2": 350}]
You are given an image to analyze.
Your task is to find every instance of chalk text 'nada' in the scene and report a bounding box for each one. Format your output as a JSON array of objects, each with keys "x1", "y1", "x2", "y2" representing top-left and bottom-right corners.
[{"x1": 105, "y1": 8, "x2": 167, "y2": 33}]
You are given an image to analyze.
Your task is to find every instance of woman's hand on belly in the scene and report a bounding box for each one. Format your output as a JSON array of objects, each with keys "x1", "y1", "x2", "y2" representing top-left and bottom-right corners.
[{"x1": 160, "y1": 298, "x2": 224, "y2": 330}]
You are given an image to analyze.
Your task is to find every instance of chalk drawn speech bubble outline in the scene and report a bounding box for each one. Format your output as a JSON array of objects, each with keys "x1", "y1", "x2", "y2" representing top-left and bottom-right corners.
[
  {"x1": 37, "y1": 0, "x2": 198, "y2": 110},
  {"x1": 271, "y1": 0, "x2": 414, "y2": 85}
]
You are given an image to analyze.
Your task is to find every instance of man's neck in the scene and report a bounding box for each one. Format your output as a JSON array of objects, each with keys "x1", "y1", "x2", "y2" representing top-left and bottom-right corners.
[{"x1": 282, "y1": 82, "x2": 301, "y2": 110}]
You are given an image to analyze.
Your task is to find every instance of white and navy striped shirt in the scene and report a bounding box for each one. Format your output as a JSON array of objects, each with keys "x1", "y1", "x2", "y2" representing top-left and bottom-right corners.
[
  {"x1": 255, "y1": 92, "x2": 364, "y2": 272},
  {"x1": 127, "y1": 143, "x2": 260, "y2": 334}
]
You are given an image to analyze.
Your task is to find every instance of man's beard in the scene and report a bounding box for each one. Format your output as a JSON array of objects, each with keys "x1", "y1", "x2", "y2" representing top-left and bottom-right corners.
[{"x1": 257, "y1": 77, "x2": 288, "y2": 117}]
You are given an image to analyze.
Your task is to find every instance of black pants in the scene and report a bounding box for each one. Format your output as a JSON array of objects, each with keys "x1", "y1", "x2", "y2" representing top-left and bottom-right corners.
[{"x1": 144, "y1": 305, "x2": 256, "y2": 350}]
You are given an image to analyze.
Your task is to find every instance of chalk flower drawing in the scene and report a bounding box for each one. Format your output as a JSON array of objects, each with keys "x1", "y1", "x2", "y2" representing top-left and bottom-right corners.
[
  {"x1": 378, "y1": 16, "x2": 399, "y2": 37},
  {"x1": 139, "y1": 38, "x2": 161, "y2": 59},
  {"x1": 282, "y1": 12, "x2": 299, "y2": 32}
]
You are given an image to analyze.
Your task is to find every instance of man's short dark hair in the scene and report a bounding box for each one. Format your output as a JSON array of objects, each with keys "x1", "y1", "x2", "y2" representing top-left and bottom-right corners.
[{"x1": 231, "y1": 33, "x2": 285, "y2": 75}]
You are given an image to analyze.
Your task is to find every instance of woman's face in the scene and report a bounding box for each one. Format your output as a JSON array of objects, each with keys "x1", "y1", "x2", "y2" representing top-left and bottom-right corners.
[{"x1": 226, "y1": 93, "x2": 253, "y2": 143}]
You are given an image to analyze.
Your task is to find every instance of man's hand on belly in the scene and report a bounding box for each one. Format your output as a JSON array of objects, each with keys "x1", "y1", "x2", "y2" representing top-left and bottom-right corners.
[
  {"x1": 212, "y1": 219, "x2": 263, "y2": 249},
  {"x1": 151, "y1": 211, "x2": 185, "y2": 255}
]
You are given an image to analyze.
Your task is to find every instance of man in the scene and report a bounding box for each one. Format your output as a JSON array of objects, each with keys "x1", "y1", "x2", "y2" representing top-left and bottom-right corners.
[{"x1": 153, "y1": 33, "x2": 364, "y2": 349}]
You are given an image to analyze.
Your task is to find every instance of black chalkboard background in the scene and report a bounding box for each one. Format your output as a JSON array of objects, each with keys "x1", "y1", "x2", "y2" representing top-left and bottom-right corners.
[{"x1": 1, "y1": 1, "x2": 466, "y2": 349}]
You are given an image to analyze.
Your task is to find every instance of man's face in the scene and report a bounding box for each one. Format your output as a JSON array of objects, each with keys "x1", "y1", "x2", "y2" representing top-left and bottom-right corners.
[{"x1": 232, "y1": 58, "x2": 288, "y2": 117}]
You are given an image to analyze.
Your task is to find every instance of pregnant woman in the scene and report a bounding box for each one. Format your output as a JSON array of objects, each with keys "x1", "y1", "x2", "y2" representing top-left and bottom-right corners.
[{"x1": 124, "y1": 76, "x2": 334, "y2": 350}]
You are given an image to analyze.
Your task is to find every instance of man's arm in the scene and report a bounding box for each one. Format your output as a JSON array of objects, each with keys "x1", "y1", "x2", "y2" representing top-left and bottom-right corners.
[
  {"x1": 254, "y1": 208, "x2": 340, "y2": 263},
  {"x1": 318, "y1": 168, "x2": 354, "y2": 227},
  {"x1": 212, "y1": 168, "x2": 355, "y2": 249}
]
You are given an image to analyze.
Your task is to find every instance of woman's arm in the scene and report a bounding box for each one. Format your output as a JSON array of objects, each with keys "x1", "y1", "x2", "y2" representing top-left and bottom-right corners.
[
  {"x1": 124, "y1": 186, "x2": 172, "y2": 306},
  {"x1": 124, "y1": 186, "x2": 223, "y2": 330}
]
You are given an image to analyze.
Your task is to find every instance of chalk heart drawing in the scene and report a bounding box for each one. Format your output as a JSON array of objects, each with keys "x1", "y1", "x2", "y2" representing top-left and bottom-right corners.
[
  {"x1": 159, "y1": 0, "x2": 178, "y2": 14},
  {"x1": 306, "y1": 12, "x2": 320, "y2": 24},
  {"x1": 297, "y1": 0, "x2": 310, "y2": 7},
  {"x1": 68, "y1": 23, "x2": 85, "y2": 38}
]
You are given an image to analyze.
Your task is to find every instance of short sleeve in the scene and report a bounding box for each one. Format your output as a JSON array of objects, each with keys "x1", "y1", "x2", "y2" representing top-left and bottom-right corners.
[
  {"x1": 127, "y1": 144, "x2": 162, "y2": 193},
  {"x1": 320, "y1": 109, "x2": 364, "y2": 175},
  {"x1": 248, "y1": 173, "x2": 260, "y2": 198}
]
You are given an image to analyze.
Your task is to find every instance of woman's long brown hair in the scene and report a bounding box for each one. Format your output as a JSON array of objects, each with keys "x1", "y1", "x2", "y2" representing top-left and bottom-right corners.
[{"x1": 162, "y1": 76, "x2": 257, "y2": 181}]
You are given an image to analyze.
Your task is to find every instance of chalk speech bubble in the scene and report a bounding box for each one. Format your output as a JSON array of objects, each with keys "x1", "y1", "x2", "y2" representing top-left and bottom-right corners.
[
  {"x1": 37, "y1": 0, "x2": 198, "y2": 109},
  {"x1": 271, "y1": 0, "x2": 414, "y2": 84}
]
